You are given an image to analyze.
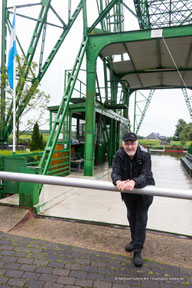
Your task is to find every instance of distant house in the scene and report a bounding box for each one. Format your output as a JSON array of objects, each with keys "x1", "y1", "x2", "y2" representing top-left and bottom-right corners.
[{"x1": 146, "y1": 132, "x2": 166, "y2": 144}]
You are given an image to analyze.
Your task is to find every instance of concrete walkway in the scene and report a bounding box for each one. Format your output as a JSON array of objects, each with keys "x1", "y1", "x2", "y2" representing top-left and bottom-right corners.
[{"x1": 0, "y1": 230, "x2": 191, "y2": 288}]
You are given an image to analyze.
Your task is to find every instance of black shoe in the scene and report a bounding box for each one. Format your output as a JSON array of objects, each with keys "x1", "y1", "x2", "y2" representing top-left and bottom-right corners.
[
  {"x1": 133, "y1": 252, "x2": 143, "y2": 267},
  {"x1": 125, "y1": 242, "x2": 134, "y2": 252}
]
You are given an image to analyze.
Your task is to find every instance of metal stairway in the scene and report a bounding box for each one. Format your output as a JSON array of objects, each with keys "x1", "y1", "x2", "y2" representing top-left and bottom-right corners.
[{"x1": 39, "y1": 37, "x2": 88, "y2": 176}]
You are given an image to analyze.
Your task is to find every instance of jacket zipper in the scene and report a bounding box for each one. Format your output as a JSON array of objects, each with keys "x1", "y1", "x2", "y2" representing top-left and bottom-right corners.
[{"x1": 130, "y1": 162, "x2": 133, "y2": 179}]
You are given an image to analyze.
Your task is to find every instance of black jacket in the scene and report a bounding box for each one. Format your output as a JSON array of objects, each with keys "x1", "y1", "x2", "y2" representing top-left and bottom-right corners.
[{"x1": 111, "y1": 145, "x2": 155, "y2": 200}]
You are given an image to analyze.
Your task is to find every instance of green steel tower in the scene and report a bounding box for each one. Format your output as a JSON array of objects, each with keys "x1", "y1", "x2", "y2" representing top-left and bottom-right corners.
[{"x1": 1, "y1": 0, "x2": 192, "y2": 179}]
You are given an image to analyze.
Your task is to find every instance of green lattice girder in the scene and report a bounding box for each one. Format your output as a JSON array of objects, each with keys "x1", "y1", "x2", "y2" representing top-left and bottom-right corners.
[
  {"x1": 133, "y1": 90, "x2": 155, "y2": 134},
  {"x1": 134, "y1": 0, "x2": 192, "y2": 29},
  {"x1": 3, "y1": 0, "x2": 83, "y2": 143},
  {"x1": 182, "y1": 88, "x2": 192, "y2": 120}
]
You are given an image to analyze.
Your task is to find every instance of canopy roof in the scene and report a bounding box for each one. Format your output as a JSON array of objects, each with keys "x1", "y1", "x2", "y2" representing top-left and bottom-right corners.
[{"x1": 100, "y1": 35, "x2": 192, "y2": 91}]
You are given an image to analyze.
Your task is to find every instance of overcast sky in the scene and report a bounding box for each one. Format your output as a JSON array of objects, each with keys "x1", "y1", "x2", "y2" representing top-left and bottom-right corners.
[{"x1": 1, "y1": 0, "x2": 191, "y2": 137}]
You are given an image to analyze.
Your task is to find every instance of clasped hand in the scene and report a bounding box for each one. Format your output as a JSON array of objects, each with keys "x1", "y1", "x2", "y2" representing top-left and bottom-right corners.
[{"x1": 116, "y1": 179, "x2": 135, "y2": 192}]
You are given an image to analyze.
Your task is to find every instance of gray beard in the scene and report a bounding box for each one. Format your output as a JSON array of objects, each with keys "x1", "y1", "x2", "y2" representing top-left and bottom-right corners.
[{"x1": 125, "y1": 150, "x2": 136, "y2": 157}]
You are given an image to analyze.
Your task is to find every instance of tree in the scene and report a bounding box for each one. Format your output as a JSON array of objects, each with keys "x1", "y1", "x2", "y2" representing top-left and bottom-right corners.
[
  {"x1": 15, "y1": 55, "x2": 50, "y2": 148},
  {"x1": 1, "y1": 55, "x2": 50, "y2": 148},
  {"x1": 179, "y1": 122, "x2": 192, "y2": 145},
  {"x1": 30, "y1": 122, "x2": 42, "y2": 151},
  {"x1": 174, "y1": 119, "x2": 187, "y2": 140},
  {"x1": 39, "y1": 134, "x2": 44, "y2": 150}
]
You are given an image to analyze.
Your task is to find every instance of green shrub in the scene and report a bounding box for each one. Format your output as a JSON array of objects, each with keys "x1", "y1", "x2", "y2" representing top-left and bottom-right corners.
[
  {"x1": 165, "y1": 145, "x2": 184, "y2": 151},
  {"x1": 188, "y1": 144, "x2": 192, "y2": 154},
  {"x1": 30, "y1": 123, "x2": 42, "y2": 151}
]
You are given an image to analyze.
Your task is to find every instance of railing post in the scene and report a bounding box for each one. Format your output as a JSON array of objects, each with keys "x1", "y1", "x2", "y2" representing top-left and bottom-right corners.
[{"x1": 19, "y1": 166, "x2": 42, "y2": 207}]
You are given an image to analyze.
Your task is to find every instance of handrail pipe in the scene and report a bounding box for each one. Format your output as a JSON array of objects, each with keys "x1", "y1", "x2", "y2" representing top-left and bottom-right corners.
[{"x1": 0, "y1": 171, "x2": 192, "y2": 200}]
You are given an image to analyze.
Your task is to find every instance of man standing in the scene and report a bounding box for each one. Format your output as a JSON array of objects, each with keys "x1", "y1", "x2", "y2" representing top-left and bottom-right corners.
[{"x1": 111, "y1": 132, "x2": 155, "y2": 267}]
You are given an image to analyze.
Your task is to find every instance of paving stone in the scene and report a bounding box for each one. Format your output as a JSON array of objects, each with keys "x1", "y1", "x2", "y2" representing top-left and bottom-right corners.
[
  {"x1": 26, "y1": 248, "x2": 43, "y2": 254},
  {"x1": 17, "y1": 258, "x2": 34, "y2": 264},
  {"x1": 5, "y1": 269, "x2": 24, "y2": 278},
  {"x1": 36, "y1": 266, "x2": 53, "y2": 274},
  {"x1": 1, "y1": 250, "x2": 15, "y2": 256},
  {"x1": 43, "y1": 249, "x2": 57, "y2": 255},
  {"x1": 7, "y1": 278, "x2": 27, "y2": 287},
  {"x1": 0, "y1": 245, "x2": 14, "y2": 250},
  {"x1": 57, "y1": 276, "x2": 76, "y2": 285},
  {"x1": 44, "y1": 254, "x2": 59, "y2": 261},
  {"x1": 76, "y1": 259, "x2": 91, "y2": 265},
  {"x1": 0, "y1": 276, "x2": 8, "y2": 284},
  {"x1": 44, "y1": 283, "x2": 64, "y2": 288},
  {"x1": 98, "y1": 266, "x2": 115, "y2": 274},
  {"x1": 0, "y1": 240, "x2": 11, "y2": 245},
  {"x1": 22, "y1": 271, "x2": 41, "y2": 280},
  {"x1": 179, "y1": 267, "x2": 192, "y2": 277},
  {"x1": 104, "y1": 274, "x2": 119, "y2": 283},
  {"x1": 60, "y1": 256, "x2": 75, "y2": 263},
  {"x1": 25, "y1": 279, "x2": 45, "y2": 288},
  {"x1": 0, "y1": 269, "x2": 6, "y2": 275},
  {"x1": 75, "y1": 278, "x2": 93, "y2": 287},
  {"x1": 65, "y1": 263, "x2": 81, "y2": 270},
  {"x1": 32, "y1": 259, "x2": 49, "y2": 266},
  {"x1": 71, "y1": 251, "x2": 82, "y2": 258},
  {"x1": 28, "y1": 253, "x2": 44, "y2": 259},
  {"x1": 39, "y1": 273, "x2": 58, "y2": 282},
  {"x1": 63, "y1": 286, "x2": 81, "y2": 288},
  {"x1": 58, "y1": 244, "x2": 73, "y2": 250},
  {"x1": 48, "y1": 261, "x2": 65, "y2": 268},
  {"x1": 57, "y1": 250, "x2": 72, "y2": 257},
  {"x1": 138, "y1": 278, "x2": 160, "y2": 288},
  {"x1": 80, "y1": 254, "x2": 91, "y2": 260},
  {"x1": 91, "y1": 260, "x2": 107, "y2": 268},
  {"x1": 86, "y1": 272, "x2": 105, "y2": 281},
  {"x1": 2, "y1": 256, "x2": 17, "y2": 263},
  {"x1": 81, "y1": 265, "x2": 98, "y2": 273},
  {"x1": 15, "y1": 252, "x2": 29, "y2": 257},
  {"x1": 19, "y1": 264, "x2": 37, "y2": 272},
  {"x1": 70, "y1": 270, "x2": 87, "y2": 279},
  {"x1": 112, "y1": 284, "x2": 131, "y2": 288},
  {"x1": 0, "y1": 262, "x2": 5, "y2": 268},
  {"x1": 93, "y1": 280, "x2": 112, "y2": 288},
  {"x1": 161, "y1": 264, "x2": 180, "y2": 276},
  {"x1": 53, "y1": 268, "x2": 70, "y2": 276},
  {"x1": 3, "y1": 262, "x2": 20, "y2": 270}
]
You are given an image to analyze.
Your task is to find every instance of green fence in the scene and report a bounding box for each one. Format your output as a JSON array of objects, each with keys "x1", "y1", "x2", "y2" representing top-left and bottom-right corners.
[{"x1": 0, "y1": 147, "x2": 71, "y2": 206}]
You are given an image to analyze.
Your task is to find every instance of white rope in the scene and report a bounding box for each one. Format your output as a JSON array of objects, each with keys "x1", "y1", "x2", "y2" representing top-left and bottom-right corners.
[{"x1": 162, "y1": 36, "x2": 188, "y2": 89}]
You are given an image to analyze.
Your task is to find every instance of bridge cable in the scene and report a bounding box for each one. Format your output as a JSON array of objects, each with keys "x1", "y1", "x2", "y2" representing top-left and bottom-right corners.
[{"x1": 161, "y1": 36, "x2": 188, "y2": 89}]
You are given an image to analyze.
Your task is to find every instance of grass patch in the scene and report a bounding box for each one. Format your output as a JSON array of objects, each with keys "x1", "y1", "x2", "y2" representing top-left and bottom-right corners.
[
  {"x1": 138, "y1": 139, "x2": 161, "y2": 146},
  {"x1": 0, "y1": 150, "x2": 43, "y2": 156}
]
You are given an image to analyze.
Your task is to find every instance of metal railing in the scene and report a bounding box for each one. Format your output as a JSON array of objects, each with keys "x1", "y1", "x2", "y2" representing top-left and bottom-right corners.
[
  {"x1": 3, "y1": 150, "x2": 70, "y2": 177},
  {"x1": 0, "y1": 171, "x2": 192, "y2": 200}
]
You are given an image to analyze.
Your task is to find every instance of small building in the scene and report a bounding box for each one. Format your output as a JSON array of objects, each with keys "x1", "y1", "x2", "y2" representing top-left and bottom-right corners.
[{"x1": 146, "y1": 132, "x2": 166, "y2": 144}]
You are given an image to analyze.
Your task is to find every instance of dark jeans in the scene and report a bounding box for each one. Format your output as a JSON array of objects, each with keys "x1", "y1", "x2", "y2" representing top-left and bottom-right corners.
[{"x1": 123, "y1": 194, "x2": 153, "y2": 252}]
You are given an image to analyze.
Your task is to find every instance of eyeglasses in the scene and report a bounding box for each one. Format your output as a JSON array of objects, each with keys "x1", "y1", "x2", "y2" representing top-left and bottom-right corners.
[{"x1": 123, "y1": 141, "x2": 137, "y2": 146}]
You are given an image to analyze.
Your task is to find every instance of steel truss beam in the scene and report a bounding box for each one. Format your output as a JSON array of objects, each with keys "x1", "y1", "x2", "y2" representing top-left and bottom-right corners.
[
  {"x1": 2, "y1": 0, "x2": 83, "y2": 143},
  {"x1": 182, "y1": 88, "x2": 192, "y2": 119},
  {"x1": 133, "y1": 90, "x2": 155, "y2": 134},
  {"x1": 134, "y1": 0, "x2": 192, "y2": 29}
]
